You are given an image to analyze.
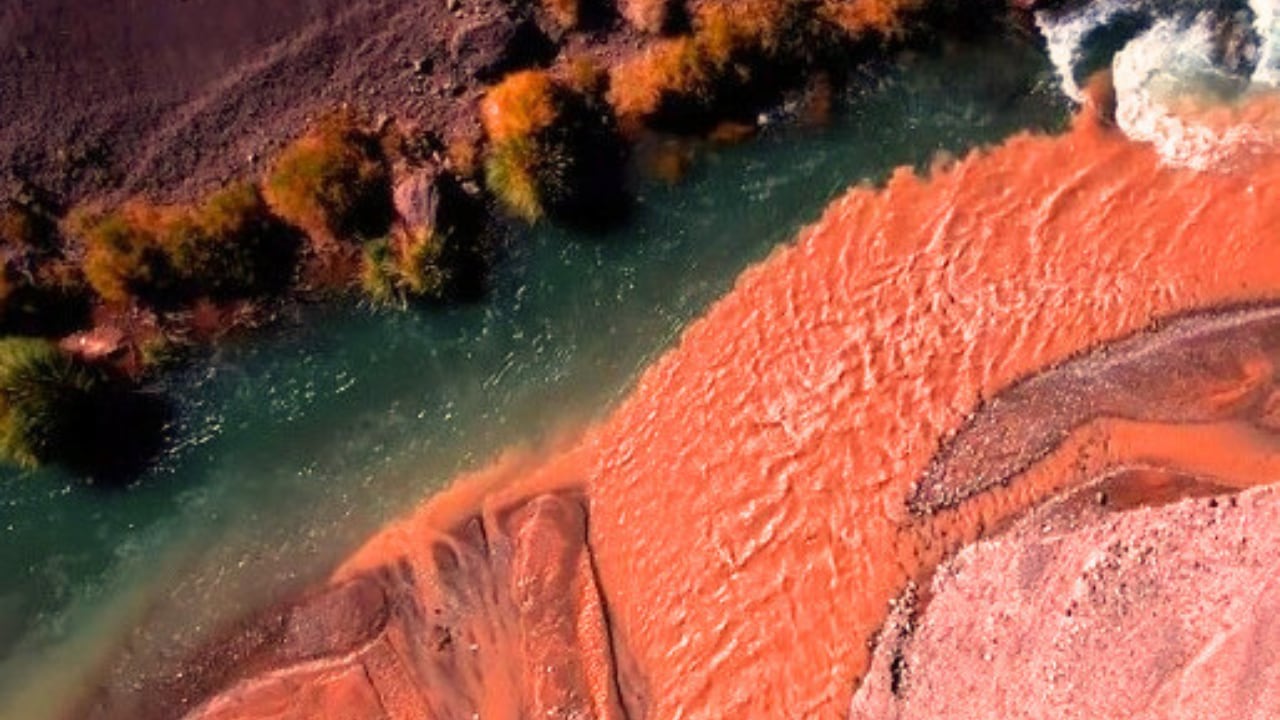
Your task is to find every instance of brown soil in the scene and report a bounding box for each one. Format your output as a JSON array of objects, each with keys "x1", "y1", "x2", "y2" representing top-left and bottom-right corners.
[{"x1": 0, "y1": 0, "x2": 643, "y2": 206}]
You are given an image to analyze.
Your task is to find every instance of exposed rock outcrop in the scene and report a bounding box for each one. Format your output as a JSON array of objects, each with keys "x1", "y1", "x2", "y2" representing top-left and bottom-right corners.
[{"x1": 852, "y1": 483, "x2": 1280, "y2": 720}]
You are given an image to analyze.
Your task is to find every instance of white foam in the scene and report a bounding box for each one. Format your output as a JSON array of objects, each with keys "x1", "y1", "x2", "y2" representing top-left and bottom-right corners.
[
  {"x1": 1252, "y1": 0, "x2": 1280, "y2": 84},
  {"x1": 1035, "y1": 0, "x2": 1132, "y2": 101},
  {"x1": 1038, "y1": 2, "x2": 1280, "y2": 171},
  {"x1": 1120, "y1": 15, "x2": 1280, "y2": 170}
]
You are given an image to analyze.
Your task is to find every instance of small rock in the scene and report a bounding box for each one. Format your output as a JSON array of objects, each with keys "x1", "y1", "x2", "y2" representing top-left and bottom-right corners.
[{"x1": 394, "y1": 168, "x2": 444, "y2": 233}]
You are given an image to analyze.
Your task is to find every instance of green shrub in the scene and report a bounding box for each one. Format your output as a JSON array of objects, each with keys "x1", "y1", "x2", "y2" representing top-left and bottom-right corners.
[
  {"x1": 0, "y1": 337, "x2": 169, "y2": 481},
  {"x1": 359, "y1": 231, "x2": 450, "y2": 306},
  {"x1": 263, "y1": 113, "x2": 394, "y2": 242},
  {"x1": 169, "y1": 182, "x2": 301, "y2": 299},
  {"x1": 359, "y1": 238, "x2": 399, "y2": 306},
  {"x1": 607, "y1": 0, "x2": 920, "y2": 130},
  {"x1": 485, "y1": 136, "x2": 552, "y2": 222},
  {"x1": 0, "y1": 338, "x2": 103, "y2": 469}
]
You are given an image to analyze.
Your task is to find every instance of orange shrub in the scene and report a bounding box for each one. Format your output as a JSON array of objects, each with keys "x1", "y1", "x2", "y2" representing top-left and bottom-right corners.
[
  {"x1": 446, "y1": 134, "x2": 483, "y2": 178},
  {"x1": 608, "y1": 0, "x2": 919, "y2": 128},
  {"x1": 263, "y1": 112, "x2": 393, "y2": 242},
  {"x1": 78, "y1": 182, "x2": 298, "y2": 306},
  {"x1": 481, "y1": 71, "x2": 573, "y2": 221},
  {"x1": 608, "y1": 36, "x2": 709, "y2": 121},
  {"x1": 0, "y1": 201, "x2": 47, "y2": 250},
  {"x1": 608, "y1": 1, "x2": 788, "y2": 123},
  {"x1": 819, "y1": 0, "x2": 923, "y2": 36},
  {"x1": 79, "y1": 203, "x2": 176, "y2": 304},
  {"x1": 481, "y1": 68, "x2": 627, "y2": 224},
  {"x1": 481, "y1": 71, "x2": 562, "y2": 144},
  {"x1": 563, "y1": 56, "x2": 608, "y2": 97}
]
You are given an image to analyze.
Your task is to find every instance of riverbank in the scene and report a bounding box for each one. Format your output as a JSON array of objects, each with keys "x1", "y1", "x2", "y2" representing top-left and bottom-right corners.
[{"x1": 2, "y1": 0, "x2": 1000, "y2": 481}]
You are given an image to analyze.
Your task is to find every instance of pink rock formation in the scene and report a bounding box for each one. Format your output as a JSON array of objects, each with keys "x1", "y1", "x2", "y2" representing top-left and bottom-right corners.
[{"x1": 851, "y1": 482, "x2": 1280, "y2": 720}]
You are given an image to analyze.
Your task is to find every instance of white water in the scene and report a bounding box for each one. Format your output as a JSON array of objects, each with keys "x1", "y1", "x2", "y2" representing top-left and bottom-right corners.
[
  {"x1": 1254, "y1": 0, "x2": 1280, "y2": 83},
  {"x1": 1036, "y1": 0, "x2": 1280, "y2": 170}
]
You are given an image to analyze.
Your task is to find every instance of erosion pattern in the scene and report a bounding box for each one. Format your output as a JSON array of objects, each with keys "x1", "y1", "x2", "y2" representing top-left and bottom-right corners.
[{"x1": 164, "y1": 93, "x2": 1280, "y2": 719}]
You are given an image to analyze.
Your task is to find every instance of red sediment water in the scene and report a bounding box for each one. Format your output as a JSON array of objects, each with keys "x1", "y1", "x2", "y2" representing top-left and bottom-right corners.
[{"x1": 186, "y1": 83, "x2": 1280, "y2": 719}]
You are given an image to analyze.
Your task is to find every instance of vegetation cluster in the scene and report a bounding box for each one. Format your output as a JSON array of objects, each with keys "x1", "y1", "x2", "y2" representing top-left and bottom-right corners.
[
  {"x1": 0, "y1": 337, "x2": 165, "y2": 481},
  {"x1": 608, "y1": 0, "x2": 923, "y2": 129},
  {"x1": 0, "y1": 0, "x2": 933, "y2": 480},
  {"x1": 481, "y1": 68, "x2": 628, "y2": 225},
  {"x1": 262, "y1": 113, "x2": 395, "y2": 244},
  {"x1": 77, "y1": 182, "x2": 301, "y2": 308}
]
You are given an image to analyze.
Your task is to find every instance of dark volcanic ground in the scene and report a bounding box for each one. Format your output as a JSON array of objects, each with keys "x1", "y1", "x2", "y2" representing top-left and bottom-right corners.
[{"x1": 0, "y1": 0, "x2": 639, "y2": 205}]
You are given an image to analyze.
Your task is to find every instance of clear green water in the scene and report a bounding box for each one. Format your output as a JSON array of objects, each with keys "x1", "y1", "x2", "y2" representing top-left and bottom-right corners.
[{"x1": 0, "y1": 35, "x2": 1067, "y2": 717}]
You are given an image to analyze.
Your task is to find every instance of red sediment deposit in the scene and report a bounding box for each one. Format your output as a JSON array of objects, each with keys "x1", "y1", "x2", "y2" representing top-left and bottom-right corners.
[{"x1": 174, "y1": 88, "x2": 1280, "y2": 719}]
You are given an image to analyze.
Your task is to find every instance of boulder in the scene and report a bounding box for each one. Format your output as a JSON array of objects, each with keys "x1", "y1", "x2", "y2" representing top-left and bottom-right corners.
[{"x1": 392, "y1": 168, "x2": 443, "y2": 234}]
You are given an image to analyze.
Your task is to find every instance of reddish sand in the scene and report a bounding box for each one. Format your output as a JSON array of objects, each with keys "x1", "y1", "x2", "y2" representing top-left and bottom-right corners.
[{"x1": 176, "y1": 86, "x2": 1280, "y2": 719}]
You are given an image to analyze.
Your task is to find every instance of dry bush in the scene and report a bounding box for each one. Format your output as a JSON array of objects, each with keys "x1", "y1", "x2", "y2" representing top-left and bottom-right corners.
[
  {"x1": 481, "y1": 71, "x2": 562, "y2": 144},
  {"x1": 78, "y1": 183, "x2": 299, "y2": 307},
  {"x1": 263, "y1": 112, "x2": 393, "y2": 242},
  {"x1": 819, "y1": 0, "x2": 923, "y2": 36},
  {"x1": 608, "y1": 0, "x2": 919, "y2": 127}
]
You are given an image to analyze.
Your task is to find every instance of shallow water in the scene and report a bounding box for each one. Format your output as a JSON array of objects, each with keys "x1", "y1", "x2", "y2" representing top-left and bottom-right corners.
[{"x1": 0, "y1": 35, "x2": 1066, "y2": 717}]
